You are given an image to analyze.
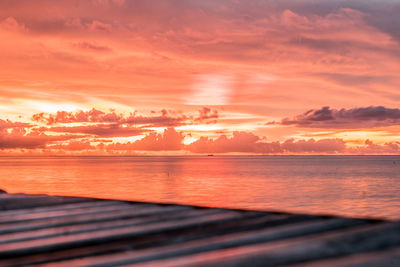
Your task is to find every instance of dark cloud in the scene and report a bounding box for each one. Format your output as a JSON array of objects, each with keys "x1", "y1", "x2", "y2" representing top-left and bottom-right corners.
[
  {"x1": 32, "y1": 107, "x2": 218, "y2": 127},
  {"x1": 125, "y1": 111, "x2": 188, "y2": 127},
  {"x1": 32, "y1": 108, "x2": 121, "y2": 124},
  {"x1": 0, "y1": 130, "x2": 80, "y2": 149},
  {"x1": 279, "y1": 106, "x2": 400, "y2": 128},
  {"x1": 44, "y1": 124, "x2": 144, "y2": 137},
  {"x1": 316, "y1": 72, "x2": 393, "y2": 86},
  {"x1": 195, "y1": 107, "x2": 218, "y2": 123}
]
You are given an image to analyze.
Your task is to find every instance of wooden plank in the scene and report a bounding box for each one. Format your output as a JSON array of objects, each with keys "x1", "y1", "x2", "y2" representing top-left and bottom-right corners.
[
  {"x1": 0, "y1": 205, "x2": 192, "y2": 235},
  {"x1": 0, "y1": 195, "x2": 96, "y2": 211},
  {"x1": 42, "y1": 218, "x2": 369, "y2": 267},
  {"x1": 0, "y1": 193, "x2": 34, "y2": 199},
  {"x1": 0, "y1": 193, "x2": 396, "y2": 267},
  {"x1": 0, "y1": 213, "x2": 288, "y2": 266},
  {"x1": 0, "y1": 202, "x2": 138, "y2": 224},
  {"x1": 133, "y1": 221, "x2": 400, "y2": 267},
  {"x1": 0, "y1": 208, "x2": 227, "y2": 245},
  {"x1": 295, "y1": 246, "x2": 400, "y2": 267},
  {"x1": 0, "y1": 200, "x2": 129, "y2": 218},
  {"x1": 0, "y1": 211, "x2": 263, "y2": 258}
]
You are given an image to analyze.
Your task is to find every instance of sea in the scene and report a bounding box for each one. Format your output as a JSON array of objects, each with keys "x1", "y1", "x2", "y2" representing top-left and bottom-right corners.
[{"x1": 1, "y1": 155, "x2": 399, "y2": 220}]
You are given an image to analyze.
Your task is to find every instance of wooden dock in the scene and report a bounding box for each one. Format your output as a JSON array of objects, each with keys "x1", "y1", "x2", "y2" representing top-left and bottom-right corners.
[{"x1": 0, "y1": 193, "x2": 399, "y2": 266}]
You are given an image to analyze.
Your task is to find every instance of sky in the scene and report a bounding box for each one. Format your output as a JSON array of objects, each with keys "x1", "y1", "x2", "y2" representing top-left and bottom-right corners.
[{"x1": 1, "y1": 0, "x2": 400, "y2": 155}]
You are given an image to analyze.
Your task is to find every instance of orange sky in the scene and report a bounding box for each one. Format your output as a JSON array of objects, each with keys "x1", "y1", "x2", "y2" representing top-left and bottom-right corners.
[{"x1": 1, "y1": 0, "x2": 400, "y2": 155}]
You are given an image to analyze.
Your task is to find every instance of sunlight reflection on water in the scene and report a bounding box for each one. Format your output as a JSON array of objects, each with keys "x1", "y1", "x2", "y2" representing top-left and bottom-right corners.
[{"x1": 1, "y1": 155, "x2": 400, "y2": 219}]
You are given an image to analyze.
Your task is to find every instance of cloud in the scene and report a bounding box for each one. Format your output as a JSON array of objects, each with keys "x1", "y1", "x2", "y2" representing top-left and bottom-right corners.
[
  {"x1": 1, "y1": 118, "x2": 109, "y2": 151},
  {"x1": 0, "y1": 1, "x2": 399, "y2": 155},
  {"x1": 32, "y1": 108, "x2": 120, "y2": 124},
  {"x1": 350, "y1": 139, "x2": 400, "y2": 154},
  {"x1": 125, "y1": 110, "x2": 188, "y2": 127},
  {"x1": 186, "y1": 131, "x2": 344, "y2": 154},
  {"x1": 0, "y1": 119, "x2": 30, "y2": 130},
  {"x1": 46, "y1": 141, "x2": 96, "y2": 151},
  {"x1": 187, "y1": 131, "x2": 267, "y2": 153},
  {"x1": 92, "y1": 0, "x2": 125, "y2": 6},
  {"x1": 0, "y1": 127, "x2": 80, "y2": 150},
  {"x1": 87, "y1": 20, "x2": 112, "y2": 32},
  {"x1": 44, "y1": 124, "x2": 144, "y2": 137},
  {"x1": 32, "y1": 108, "x2": 218, "y2": 127},
  {"x1": 279, "y1": 106, "x2": 400, "y2": 128},
  {"x1": 73, "y1": 41, "x2": 112, "y2": 52},
  {"x1": 195, "y1": 107, "x2": 218, "y2": 123},
  {"x1": 107, "y1": 128, "x2": 184, "y2": 151},
  {"x1": 0, "y1": 17, "x2": 26, "y2": 32},
  {"x1": 316, "y1": 73, "x2": 392, "y2": 86},
  {"x1": 281, "y1": 138, "x2": 346, "y2": 153},
  {"x1": 0, "y1": 115, "x2": 397, "y2": 154}
]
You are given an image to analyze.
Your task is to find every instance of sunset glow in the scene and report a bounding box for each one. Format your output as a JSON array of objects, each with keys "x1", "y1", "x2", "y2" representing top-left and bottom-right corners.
[{"x1": 1, "y1": 0, "x2": 400, "y2": 155}]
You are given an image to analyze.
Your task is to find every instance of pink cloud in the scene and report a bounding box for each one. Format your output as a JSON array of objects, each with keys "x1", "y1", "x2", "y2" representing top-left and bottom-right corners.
[
  {"x1": 73, "y1": 41, "x2": 112, "y2": 52},
  {"x1": 47, "y1": 141, "x2": 95, "y2": 151},
  {"x1": 0, "y1": 119, "x2": 30, "y2": 130},
  {"x1": 186, "y1": 131, "x2": 345, "y2": 154},
  {"x1": 87, "y1": 20, "x2": 112, "y2": 32},
  {"x1": 0, "y1": 129, "x2": 80, "y2": 150},
  {"x1": 350, "y1": 139, "x2": 400, "y2": 154},
  {"x1": 92, "y1": 0, "x2": 125, "y2": 7},
  {"x1": 187, "y1": 131, "x2": 269, "y2": 153},
  {"x1": 0, "y1": 115, "x2": 398, "y2": 154},
  {"x1": 107, "y1": 128, "x2": 184, "y2": 151},
  {"x1": 1, "y1": 118, "x2": 82, "y2": 149},
  {"x1": 195, "y1": 107, "x2": 218, "y2": 123},
  {"x1": 281, "y1": 138, "x2": 346, "y2": 153},
  {"x1": 0, "y1": 17, "x2": 26, "y2": 32}
]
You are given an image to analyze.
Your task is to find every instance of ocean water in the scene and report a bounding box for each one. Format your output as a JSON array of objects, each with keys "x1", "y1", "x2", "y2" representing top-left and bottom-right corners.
[{"x1": 1, "y1": 155, "x2": 399, "y2": 219}]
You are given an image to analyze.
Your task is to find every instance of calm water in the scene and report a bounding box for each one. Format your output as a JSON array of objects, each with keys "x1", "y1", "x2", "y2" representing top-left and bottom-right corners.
[{"x1": 1, "y1": 156, "x2": 399, "y2": 219}]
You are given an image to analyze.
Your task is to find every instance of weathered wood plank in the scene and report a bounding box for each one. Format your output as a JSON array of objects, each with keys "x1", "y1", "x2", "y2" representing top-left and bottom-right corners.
[
  {"x1": 0, "y1": 202, "x2": 144, "y2": 224},
  {"x1": 0, "y1": 211, "x2": 263, "y2": 258},
  {"x1": 133, "y1": 221, "x2": 400, "y2": 267},
  {"x1": 0, "y1": 208, "x2": 227, "y2": 245},
  {"x1": 0, "y1": 193, "x2": 396, "y2": 267},
  {"x1": 294, "y1": 246, "x2": 400, "y2": 267},
  {"x1": 0, "y1": 200, "x2": 121, "y2": 218},
  {"x1": 0, "y1": 213, "x2": 291, "y2": 266},
  {"x1": 0, "y1": 205, "x2": 192, "y2": 235},
  {"x1": 42, "y1": 218, "x2": 369, "y2": 267},
  {"x1": 0, "y1": 195, "x2": 95, "y2": 211}
]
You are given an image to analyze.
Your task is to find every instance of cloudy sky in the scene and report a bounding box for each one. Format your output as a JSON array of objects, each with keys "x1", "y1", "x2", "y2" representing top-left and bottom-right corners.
[{"x1": 1, "y1": 0, "x2": 400, "y2": 154}]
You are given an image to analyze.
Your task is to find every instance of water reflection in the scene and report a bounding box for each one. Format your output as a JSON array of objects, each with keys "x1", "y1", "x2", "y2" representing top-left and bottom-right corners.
[{"x1": 1, "y1": 156, "x2": 399, "y2": 219}]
